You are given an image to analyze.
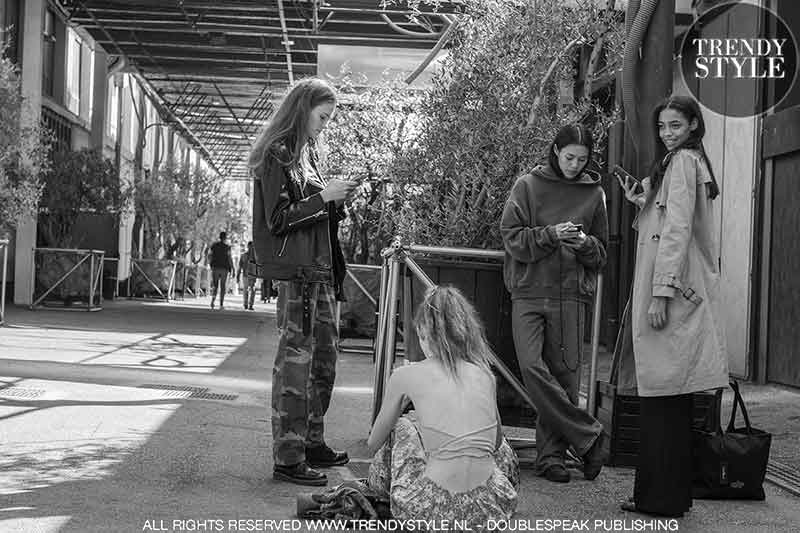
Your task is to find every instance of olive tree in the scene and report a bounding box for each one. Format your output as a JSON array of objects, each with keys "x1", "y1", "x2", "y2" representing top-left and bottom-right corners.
[
  {"x1": 387, "y1": 0, "x2": 622, "y2": 249},
  {"x1": 0, "y1": 48, "x2": 50, "y2": 238}
]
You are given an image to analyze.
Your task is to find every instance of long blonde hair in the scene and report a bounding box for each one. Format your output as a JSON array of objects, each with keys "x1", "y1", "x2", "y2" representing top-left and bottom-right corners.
[
  {"x1": 414, "y1": 285, "x2": 494, "y2": 379},
  {"x1": 248, "y1": 78, "x2": 337, "y2": 175}
]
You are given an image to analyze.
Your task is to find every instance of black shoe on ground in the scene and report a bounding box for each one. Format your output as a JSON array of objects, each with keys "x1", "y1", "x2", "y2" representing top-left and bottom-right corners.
[
  {"x1": 620, "y1": 501, "x2": 684, "y2": 518},
  {"x1": 306, "y1": 444, "x2": 349, "y2": 468},
  {"x1": 582, "y1": 431, "x2": 608, "y2": 480},
  {"x1": 541, "y1": 464, "x2": 571, "y2": 483},
  {"x1": 273, "y1": 462, "x2": 327, "y2": 486}
]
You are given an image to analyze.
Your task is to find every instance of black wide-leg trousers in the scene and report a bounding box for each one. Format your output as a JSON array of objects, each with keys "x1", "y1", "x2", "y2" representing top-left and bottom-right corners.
[{"x1": 634, "y1": 394, "x2": 693, "y2": 517}]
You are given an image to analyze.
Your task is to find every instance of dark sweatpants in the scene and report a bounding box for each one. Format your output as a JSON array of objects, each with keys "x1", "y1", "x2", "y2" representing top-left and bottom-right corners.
[
  {"x1": 634, "y1": 394, "x2": 693, "y2": 517},
  {"x1": 511, "y1": 297, "x2": 603, "y2": 474}
]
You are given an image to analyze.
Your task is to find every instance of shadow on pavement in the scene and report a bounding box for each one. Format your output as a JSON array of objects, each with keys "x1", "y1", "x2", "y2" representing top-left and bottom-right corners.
[{"x1": 0, "y1": 300, "x2": 374, "y2": 533}]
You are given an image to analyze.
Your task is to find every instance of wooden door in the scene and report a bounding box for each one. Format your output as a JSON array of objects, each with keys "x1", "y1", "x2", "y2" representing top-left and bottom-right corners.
[{"x1": 763, "y1": 105, "x2": 800, "y2": 387}]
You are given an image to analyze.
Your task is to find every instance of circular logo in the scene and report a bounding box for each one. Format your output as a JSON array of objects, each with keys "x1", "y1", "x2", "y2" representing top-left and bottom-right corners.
[{"x1": 680, "y1": 2, "x2": 798, "y2": 117}]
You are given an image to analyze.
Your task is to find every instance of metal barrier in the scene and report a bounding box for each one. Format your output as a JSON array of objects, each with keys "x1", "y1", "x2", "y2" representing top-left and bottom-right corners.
[
  {"x1": 103, "y1": 257, "x2": 120, "y2": 300},
  {"x1": 372, "y1": 241, "x2": 604, "y2": 422},
  {"x1": 339, "y1": 265, "x2": 383, "y2": 342},
  {"x1": 183, "y1": 264, "x2": 210, "y2": 298},
  {"x1": 129, "y1": 258, "x2": 178, "y2": 301},
  {"x1": 30, "y1": 247, "x2": 105, "y2": 311},
  {"x1": 0, "y1": 239, "x2": 8, "y2": 325}
]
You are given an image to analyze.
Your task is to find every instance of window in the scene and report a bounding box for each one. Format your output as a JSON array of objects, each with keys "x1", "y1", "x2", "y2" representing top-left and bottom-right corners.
[
  {"x1": 127, "y1": 76, "x2": 139, "y2": 154},
  {"x1": 81, "y1": 41, "x2": 94, "y2": 121},
  {"x1": 3, "y1": 0, "x2": 22, "y2": 63},
  {"x1": 42, "y1": 9, "x2": 56, "y2": 97},
  {"x1": 65, "y1": 28, "x2": 81, "y2": 115},
  {"x1": 106, "y1": 76, "x2": 119, "y2": 140}
]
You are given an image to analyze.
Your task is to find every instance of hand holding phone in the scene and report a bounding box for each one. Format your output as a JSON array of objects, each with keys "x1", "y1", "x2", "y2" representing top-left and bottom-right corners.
[
  {"x1": 613, "y1": 165, "x2": 647, "y2": 206},
  {"x1": 613, "y1": 165, "x2": 642, "y2": 191},
  {"x1": 553, "y1": 222, "x2": 584, "y2": 242}
]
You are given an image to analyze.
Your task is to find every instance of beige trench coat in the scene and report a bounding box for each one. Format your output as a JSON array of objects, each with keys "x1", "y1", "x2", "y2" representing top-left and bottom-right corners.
[{"x1": 626, "y1": 149, "x2": 729, "y2": 397}]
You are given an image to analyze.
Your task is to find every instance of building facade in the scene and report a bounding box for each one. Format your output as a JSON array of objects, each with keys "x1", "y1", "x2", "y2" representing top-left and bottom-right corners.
[{"x1": 1, "y1": 0, "x2": 228, "y2": 305}]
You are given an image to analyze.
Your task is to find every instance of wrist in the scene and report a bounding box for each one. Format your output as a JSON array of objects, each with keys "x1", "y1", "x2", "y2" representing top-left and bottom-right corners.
[{"x1": 545, "y1": 225, "x2": 559, "y2": 244}]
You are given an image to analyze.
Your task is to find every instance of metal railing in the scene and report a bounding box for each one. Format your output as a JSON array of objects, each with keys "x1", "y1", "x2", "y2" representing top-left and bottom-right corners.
[
  {"x1": 129, "y1": 258, "x2": 179, "y2": 301},
  {"x1": 338, "y1": 265, "x2": 382, "y2": 351},
  {"x1": 372, "y1": 240, "x2": 604, "y2": 421},
  {"x1": 30, "y1": 247, "x2": 105, "y2": 311},
  {"x1": 0, "y1": 239, "x2": 8, "y2": 325},
  {"x1": 183, "y1": 264, "x2": 210, "y2": 298},
  {"x1": 103, "y1": 257, "x2": 120, "y2": 300}
]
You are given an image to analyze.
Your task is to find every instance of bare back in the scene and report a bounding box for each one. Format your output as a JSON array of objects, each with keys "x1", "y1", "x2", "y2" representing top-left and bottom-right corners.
[{"x1": 401, "y1": 359, "x2": 500, "y2": 492}]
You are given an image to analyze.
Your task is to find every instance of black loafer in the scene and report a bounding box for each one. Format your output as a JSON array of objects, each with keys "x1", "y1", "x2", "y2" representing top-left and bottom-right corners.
[
  {"x1": 541, "y1": 464, "x2": 571, "y2": 483},
  {"x1": 274, "y1": 462, "x2": 328, "y2": 486},
  {"x1": 582, "y1": 431, "x2": 608, "y2": 480},
  {"x1": 306, "y1": 444, "x2": 349, "y2": 468}
]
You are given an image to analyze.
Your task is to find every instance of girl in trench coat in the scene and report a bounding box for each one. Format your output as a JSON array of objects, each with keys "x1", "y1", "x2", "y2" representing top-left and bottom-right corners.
[{"x1": 617, "y1": 95, "x2": 729, "y2": 517}]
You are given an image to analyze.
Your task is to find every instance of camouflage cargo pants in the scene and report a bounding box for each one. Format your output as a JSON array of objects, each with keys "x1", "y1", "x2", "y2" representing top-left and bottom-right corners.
[{"x1": 272, "y1": 280, "x2": 338, "y2": 466}]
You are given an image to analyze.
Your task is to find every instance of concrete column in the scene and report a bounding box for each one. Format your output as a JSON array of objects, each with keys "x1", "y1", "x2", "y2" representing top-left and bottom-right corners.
[
  {"x1": 117, "y1": 75, "x2": 134, "y2": 279},
  {"x1": 166, "y1": 127, "x2": 175, "y2": 165},
  {"x1": 14, "y1": 0, "x2": 44, "y2": 305},
  {"x1": 90, "y1": 49, "x2": 108, "y2": 149}
]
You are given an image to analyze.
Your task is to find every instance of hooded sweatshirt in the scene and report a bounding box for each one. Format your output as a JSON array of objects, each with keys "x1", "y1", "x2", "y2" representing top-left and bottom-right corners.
[{"x1": 501, "y1": 163, "x2": 608, "y2": 303}]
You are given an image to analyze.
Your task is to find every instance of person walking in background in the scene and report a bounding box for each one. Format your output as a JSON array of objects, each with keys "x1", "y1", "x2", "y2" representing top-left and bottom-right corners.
[
  {"x1": 366, "y1": 285, "x2": 519, "y2": 526},
  {"x1": 208, "y1": 231, "x2": 234, "y2": 310},
  {"x1": 261, "y1": 277, "x2": 274, "y2": 304},
  {"x1": 237, "y1": 241, "x2": 258, "y2": 310},
  {"x1": 500, "y1": 124, "x2": 609, "y2": 484},
  {"x1": 249, "y1": 77, "x2": 358, "y2": 486},
  {"x1": 616, "y1": 95, "x2": 728, "y2": 518},
  {"x1": 261, "y1": 278, "x2": 269, "y2": 303}
]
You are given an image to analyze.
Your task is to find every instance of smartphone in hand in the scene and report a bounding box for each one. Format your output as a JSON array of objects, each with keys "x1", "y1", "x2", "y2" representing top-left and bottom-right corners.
[{"x1": 613, "y1": 165, "x2": 643, "y2": 193}]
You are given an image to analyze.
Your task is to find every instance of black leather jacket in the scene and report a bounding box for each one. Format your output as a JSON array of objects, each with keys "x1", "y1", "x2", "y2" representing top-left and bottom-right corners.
[{"x1": 252, "y1": 143, "x2": 347, "y2": 297}]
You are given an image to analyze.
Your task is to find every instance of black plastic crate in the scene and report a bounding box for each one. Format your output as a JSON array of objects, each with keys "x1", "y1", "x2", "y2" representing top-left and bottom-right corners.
[{"x1": 594, "y1": 381, "x2": 722, "y2": 468}]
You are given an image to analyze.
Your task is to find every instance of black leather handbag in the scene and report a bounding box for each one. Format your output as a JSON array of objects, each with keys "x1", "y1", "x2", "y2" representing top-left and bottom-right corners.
[{"x1": 692, "y1": 380, "x2": 772, "y2": 500}]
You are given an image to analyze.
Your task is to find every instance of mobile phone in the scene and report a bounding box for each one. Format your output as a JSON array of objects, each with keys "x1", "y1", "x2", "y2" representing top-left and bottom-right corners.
[{"x1": 613, "y1": 165, "x2": 643, "y2": 193}]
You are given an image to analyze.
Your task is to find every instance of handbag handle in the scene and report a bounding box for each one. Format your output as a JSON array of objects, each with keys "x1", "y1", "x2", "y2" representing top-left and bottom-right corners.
[{"x1": 726, "y1": 380, "x2": 754, "y2": 434}]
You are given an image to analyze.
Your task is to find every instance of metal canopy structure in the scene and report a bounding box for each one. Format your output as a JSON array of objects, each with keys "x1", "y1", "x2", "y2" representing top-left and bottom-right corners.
[{"x1": 59, "y1": 0, "x2": 462, "y2": 180}]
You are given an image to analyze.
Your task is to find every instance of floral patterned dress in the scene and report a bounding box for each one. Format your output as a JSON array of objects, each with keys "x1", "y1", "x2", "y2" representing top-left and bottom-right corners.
[{"x1": 367, "y1": 416, "x2": 519, "y2": 530}]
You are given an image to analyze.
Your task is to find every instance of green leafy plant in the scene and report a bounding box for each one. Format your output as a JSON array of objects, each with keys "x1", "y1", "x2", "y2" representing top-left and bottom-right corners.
[
  {"x1": 324, "y1": 70, "x2": 421, "y2": 264},
  {"x1": 38, "y1": 148, "x2": 127, "y2": 248},
  {"x1": 0, "y1": 46, "x2": 50, "y2": 238},
  {"x1": 134, "y1": 161, "x2": 248, "y2": 261},
  {"x1": 386, "y1": 0, "x2": 622, "y2": 249}
]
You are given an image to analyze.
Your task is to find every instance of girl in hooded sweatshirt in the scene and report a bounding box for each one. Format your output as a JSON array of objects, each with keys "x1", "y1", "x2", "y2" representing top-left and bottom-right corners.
[{"x1": 500, "y1": 124, "x2": 608, "y2": 484}]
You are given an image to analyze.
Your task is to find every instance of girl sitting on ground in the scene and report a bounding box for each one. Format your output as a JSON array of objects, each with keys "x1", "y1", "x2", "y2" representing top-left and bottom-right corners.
[{"x1": 366, "y1": 285, "x2": 519, "y2": 526}]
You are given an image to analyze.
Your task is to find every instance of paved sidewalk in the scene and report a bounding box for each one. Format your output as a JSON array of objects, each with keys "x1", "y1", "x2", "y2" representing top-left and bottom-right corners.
[{"x1": 1, "y1": 298, "x2": 798, "y2": 533}]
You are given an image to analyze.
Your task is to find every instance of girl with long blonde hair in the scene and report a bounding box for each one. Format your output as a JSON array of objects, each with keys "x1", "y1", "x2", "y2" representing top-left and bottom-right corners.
[{"x1": 367, "y1": 285, "x2": 519, "y2": 525}]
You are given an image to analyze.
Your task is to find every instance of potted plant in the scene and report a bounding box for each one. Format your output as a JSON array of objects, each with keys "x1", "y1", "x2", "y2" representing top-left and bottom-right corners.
[
  {"x1": 131, "y1": 162, "x2": 248, "y2": 299},
  {"x1": 379, "y1": 0, "x2": 623, "y2": 424},
  {"x1": 36, "y1": 148, "x2": 127, "y2": 307},
  {"x1": 322, "y1": 71, "x2": 421, "y2": 337},
  {"x1": 0, "y1": 46, "x2": 49, "y2": 317},
  {"x1": 0, "y1": 45, "x2": 49, "y2": 256}
]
